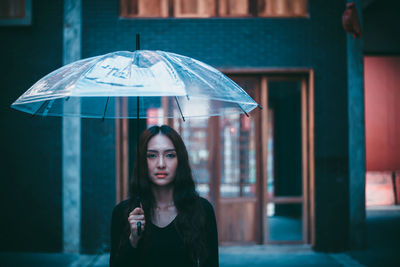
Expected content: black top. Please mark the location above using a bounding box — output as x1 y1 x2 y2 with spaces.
109 197 219 267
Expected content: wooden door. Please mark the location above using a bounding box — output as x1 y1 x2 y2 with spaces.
217 77 261 244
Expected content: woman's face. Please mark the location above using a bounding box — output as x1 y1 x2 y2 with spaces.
146 134 178 187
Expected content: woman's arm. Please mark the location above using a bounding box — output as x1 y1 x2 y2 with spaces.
110 201 140 267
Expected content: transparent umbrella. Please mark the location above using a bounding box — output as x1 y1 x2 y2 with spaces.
11 45 262 236
11 50 261 120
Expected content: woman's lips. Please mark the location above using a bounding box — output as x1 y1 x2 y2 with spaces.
155 172 167 179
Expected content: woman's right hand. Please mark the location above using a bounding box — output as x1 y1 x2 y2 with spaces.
128 207 146 248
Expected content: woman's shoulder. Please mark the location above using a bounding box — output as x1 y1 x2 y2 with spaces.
199 197 215 214
116 198 131 208
112 199 131 215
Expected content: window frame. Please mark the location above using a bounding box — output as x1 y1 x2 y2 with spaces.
0 0 32 26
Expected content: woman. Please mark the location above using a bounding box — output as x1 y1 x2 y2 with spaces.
110 125 219 267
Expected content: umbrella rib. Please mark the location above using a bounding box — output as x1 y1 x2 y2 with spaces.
71 53 114 92
44 55 105 97
165 54 215 89
42 100 55 116
32 100 50 117
102 97 110 121
237 103 249 117
175 97 185 122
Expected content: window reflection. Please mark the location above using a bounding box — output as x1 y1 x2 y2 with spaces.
175 118 210 197
220 111 256 198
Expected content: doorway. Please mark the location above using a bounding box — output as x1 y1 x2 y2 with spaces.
262 76 312 244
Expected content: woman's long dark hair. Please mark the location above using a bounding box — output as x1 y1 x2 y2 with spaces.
124 125 207 264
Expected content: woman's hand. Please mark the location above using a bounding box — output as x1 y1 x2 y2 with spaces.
128 207 146 248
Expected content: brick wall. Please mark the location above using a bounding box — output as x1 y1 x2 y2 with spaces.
0 0 63 252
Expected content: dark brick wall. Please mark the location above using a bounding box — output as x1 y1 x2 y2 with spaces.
81 118 116 254
0 0 63 252
82 0 349 252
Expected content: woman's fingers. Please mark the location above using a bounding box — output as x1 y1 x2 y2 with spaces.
129 207 144 216
127 206 146 247
128 209 146 234
128 214 145 220
128 218 146 226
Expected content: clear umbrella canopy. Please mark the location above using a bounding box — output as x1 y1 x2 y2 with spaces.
11 50 260 119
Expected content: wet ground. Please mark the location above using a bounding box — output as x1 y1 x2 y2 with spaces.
1 206 399 267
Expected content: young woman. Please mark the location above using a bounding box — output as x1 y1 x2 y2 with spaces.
110 125 219 267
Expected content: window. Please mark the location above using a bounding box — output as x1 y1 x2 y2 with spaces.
258 0 308 17
174 118 211 198
218 0 250 17
120 0 169 18
0 0 32 26
219 112 256 197
174 0 216 18
120 0 308 18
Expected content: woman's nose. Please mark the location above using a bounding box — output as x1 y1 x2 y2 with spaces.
157 156 166 168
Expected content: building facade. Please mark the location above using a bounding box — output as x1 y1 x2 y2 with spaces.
2 0 397 255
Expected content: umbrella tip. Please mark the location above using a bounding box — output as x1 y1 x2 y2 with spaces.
258 104 263 110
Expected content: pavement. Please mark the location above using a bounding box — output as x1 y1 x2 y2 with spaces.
1 206 399 267
346 206 400 267
0 246 357 267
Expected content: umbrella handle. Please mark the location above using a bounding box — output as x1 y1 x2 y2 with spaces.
135 33 141 237
137 221 142 236
135 197 142 236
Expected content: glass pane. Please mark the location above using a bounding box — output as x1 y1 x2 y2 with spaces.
268 203 302 241
179 0 197 14
174 0 215 18
258 0 308 17
138 0 168 17
268 80 302 197
220 113 256 197
218 0 250 17
174 118 210 198
0 0 25 19
120 0 168 18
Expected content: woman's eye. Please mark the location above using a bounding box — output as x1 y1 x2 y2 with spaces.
147 153 157 158
166 153 176 158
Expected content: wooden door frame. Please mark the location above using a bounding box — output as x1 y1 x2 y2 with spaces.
116 98 129 203
220 68 315 246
